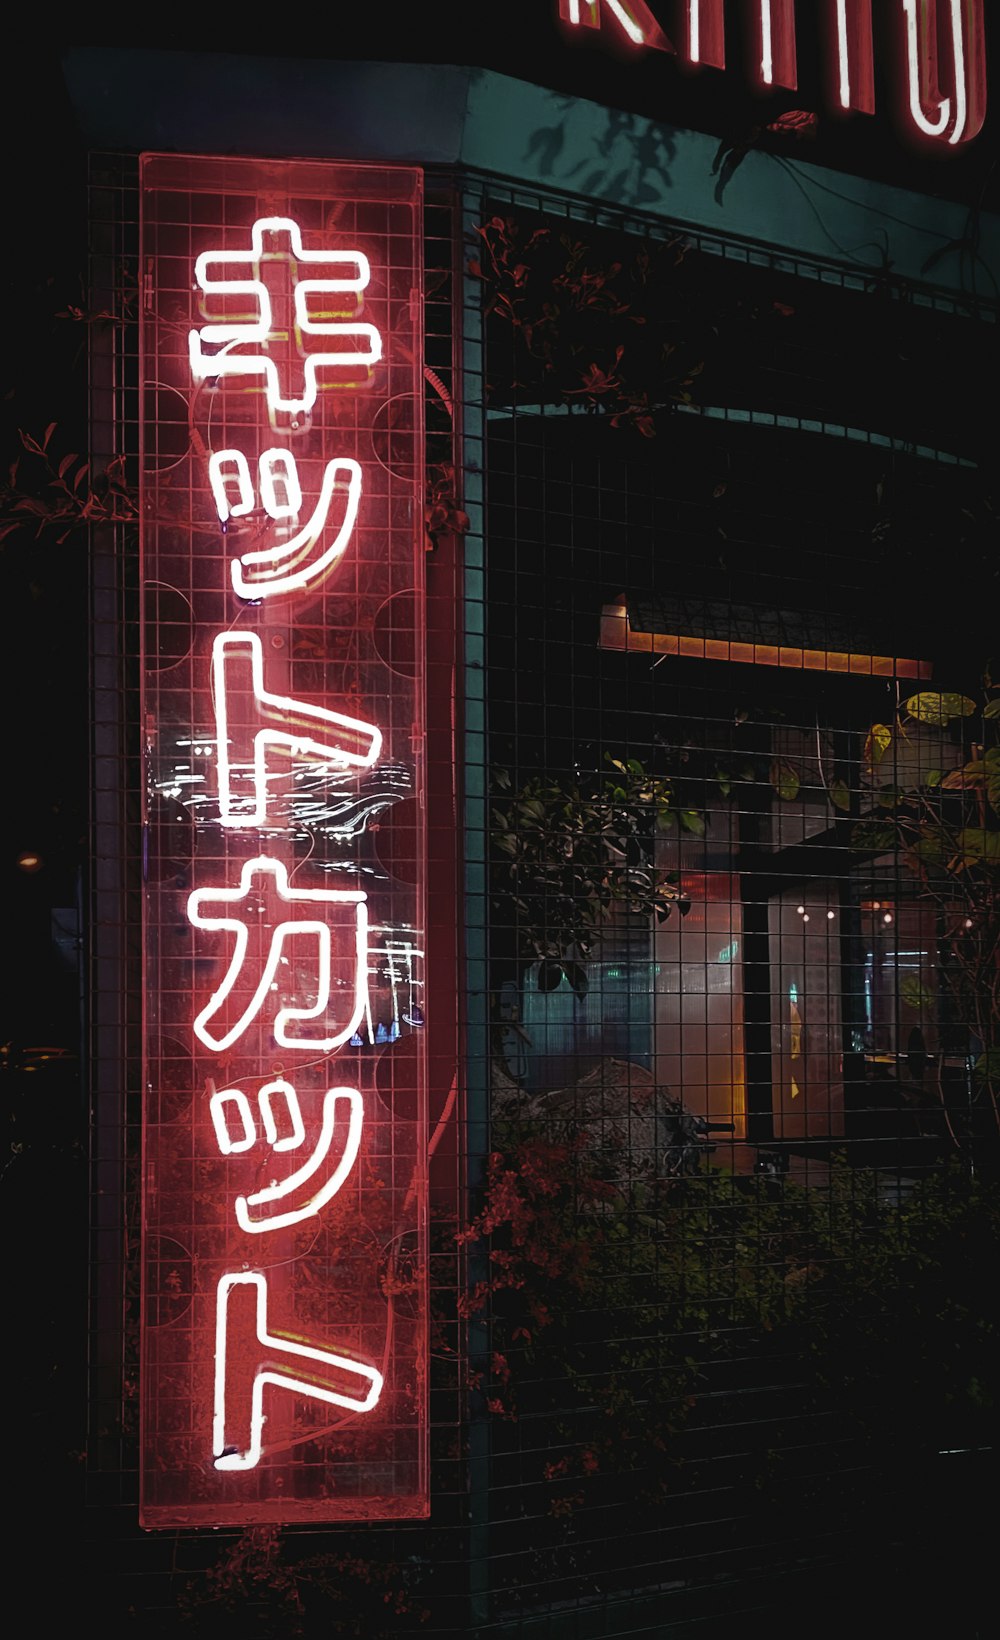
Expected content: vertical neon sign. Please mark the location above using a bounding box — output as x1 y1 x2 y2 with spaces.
139 155 427 1525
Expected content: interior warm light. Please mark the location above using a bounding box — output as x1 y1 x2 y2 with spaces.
16 852 42 872
598 603 933 680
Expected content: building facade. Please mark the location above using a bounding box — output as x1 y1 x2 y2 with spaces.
33 7 1000 1631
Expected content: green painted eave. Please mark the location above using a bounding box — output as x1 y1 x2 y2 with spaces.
63 49 998 302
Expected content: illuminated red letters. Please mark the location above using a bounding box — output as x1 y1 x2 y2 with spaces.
557 0 670 51
559 0 988 146
900 0 986 145
140 156 427 1526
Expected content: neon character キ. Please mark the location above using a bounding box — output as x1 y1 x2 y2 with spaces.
188 217 382 416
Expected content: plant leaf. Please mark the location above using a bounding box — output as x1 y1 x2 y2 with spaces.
864 724 892 767
904 692 977 726
769 760 800 802
899 975 935 1011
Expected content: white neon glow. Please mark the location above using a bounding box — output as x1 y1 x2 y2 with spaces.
187 855 369 1053
836 0 853 109
561 0 667 49
903 0 968 144
236 1086 364 1233
213 631 381 827
258 1078 307 1152
230 457 363 599
213 1272 382 1471
210 1087 256 1154
209 450 255 522
189 217 382 415
605 0 644 44
760 0 774 83
689 0 699 61
257 449 302 520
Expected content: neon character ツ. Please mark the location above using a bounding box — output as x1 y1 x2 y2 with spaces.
187 856 370 1053
212 632 381 826
209 1080 365 1233
214 1273 383 1472
189 217 383 416
209 449 364 600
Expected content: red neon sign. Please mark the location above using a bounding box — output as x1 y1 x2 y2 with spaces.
140 155 428 1525
558 0 987 147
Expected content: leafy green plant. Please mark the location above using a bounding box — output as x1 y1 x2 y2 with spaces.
848 682 1000 1142
490 755 691 989
460 1113 1000 1546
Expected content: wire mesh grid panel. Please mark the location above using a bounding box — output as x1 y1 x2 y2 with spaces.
138 153 430 1526
88 153 144 1510
466 175 1000 1630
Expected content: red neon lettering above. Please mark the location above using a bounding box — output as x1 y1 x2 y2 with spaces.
686 1 725 72
753 0 797 92
831 0 875 116
557 0 988 145
557 0 670 52
901 0 986 146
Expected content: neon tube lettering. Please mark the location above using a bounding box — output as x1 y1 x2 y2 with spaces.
754 0 797 90
208 450 255 521
212 632 381 827
686 1 725 70
557 0 670 51
258 1077 307 1152
213 1272 382 1471
189 217 383 415
901 0 986 146
210 1086 257 1154
230 457 363 600
258 449 302 520
831 0 874 115
187 855 369 1053
235 1086 364 1234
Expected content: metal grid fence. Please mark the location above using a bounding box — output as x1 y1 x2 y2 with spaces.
81 155 1000 1634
